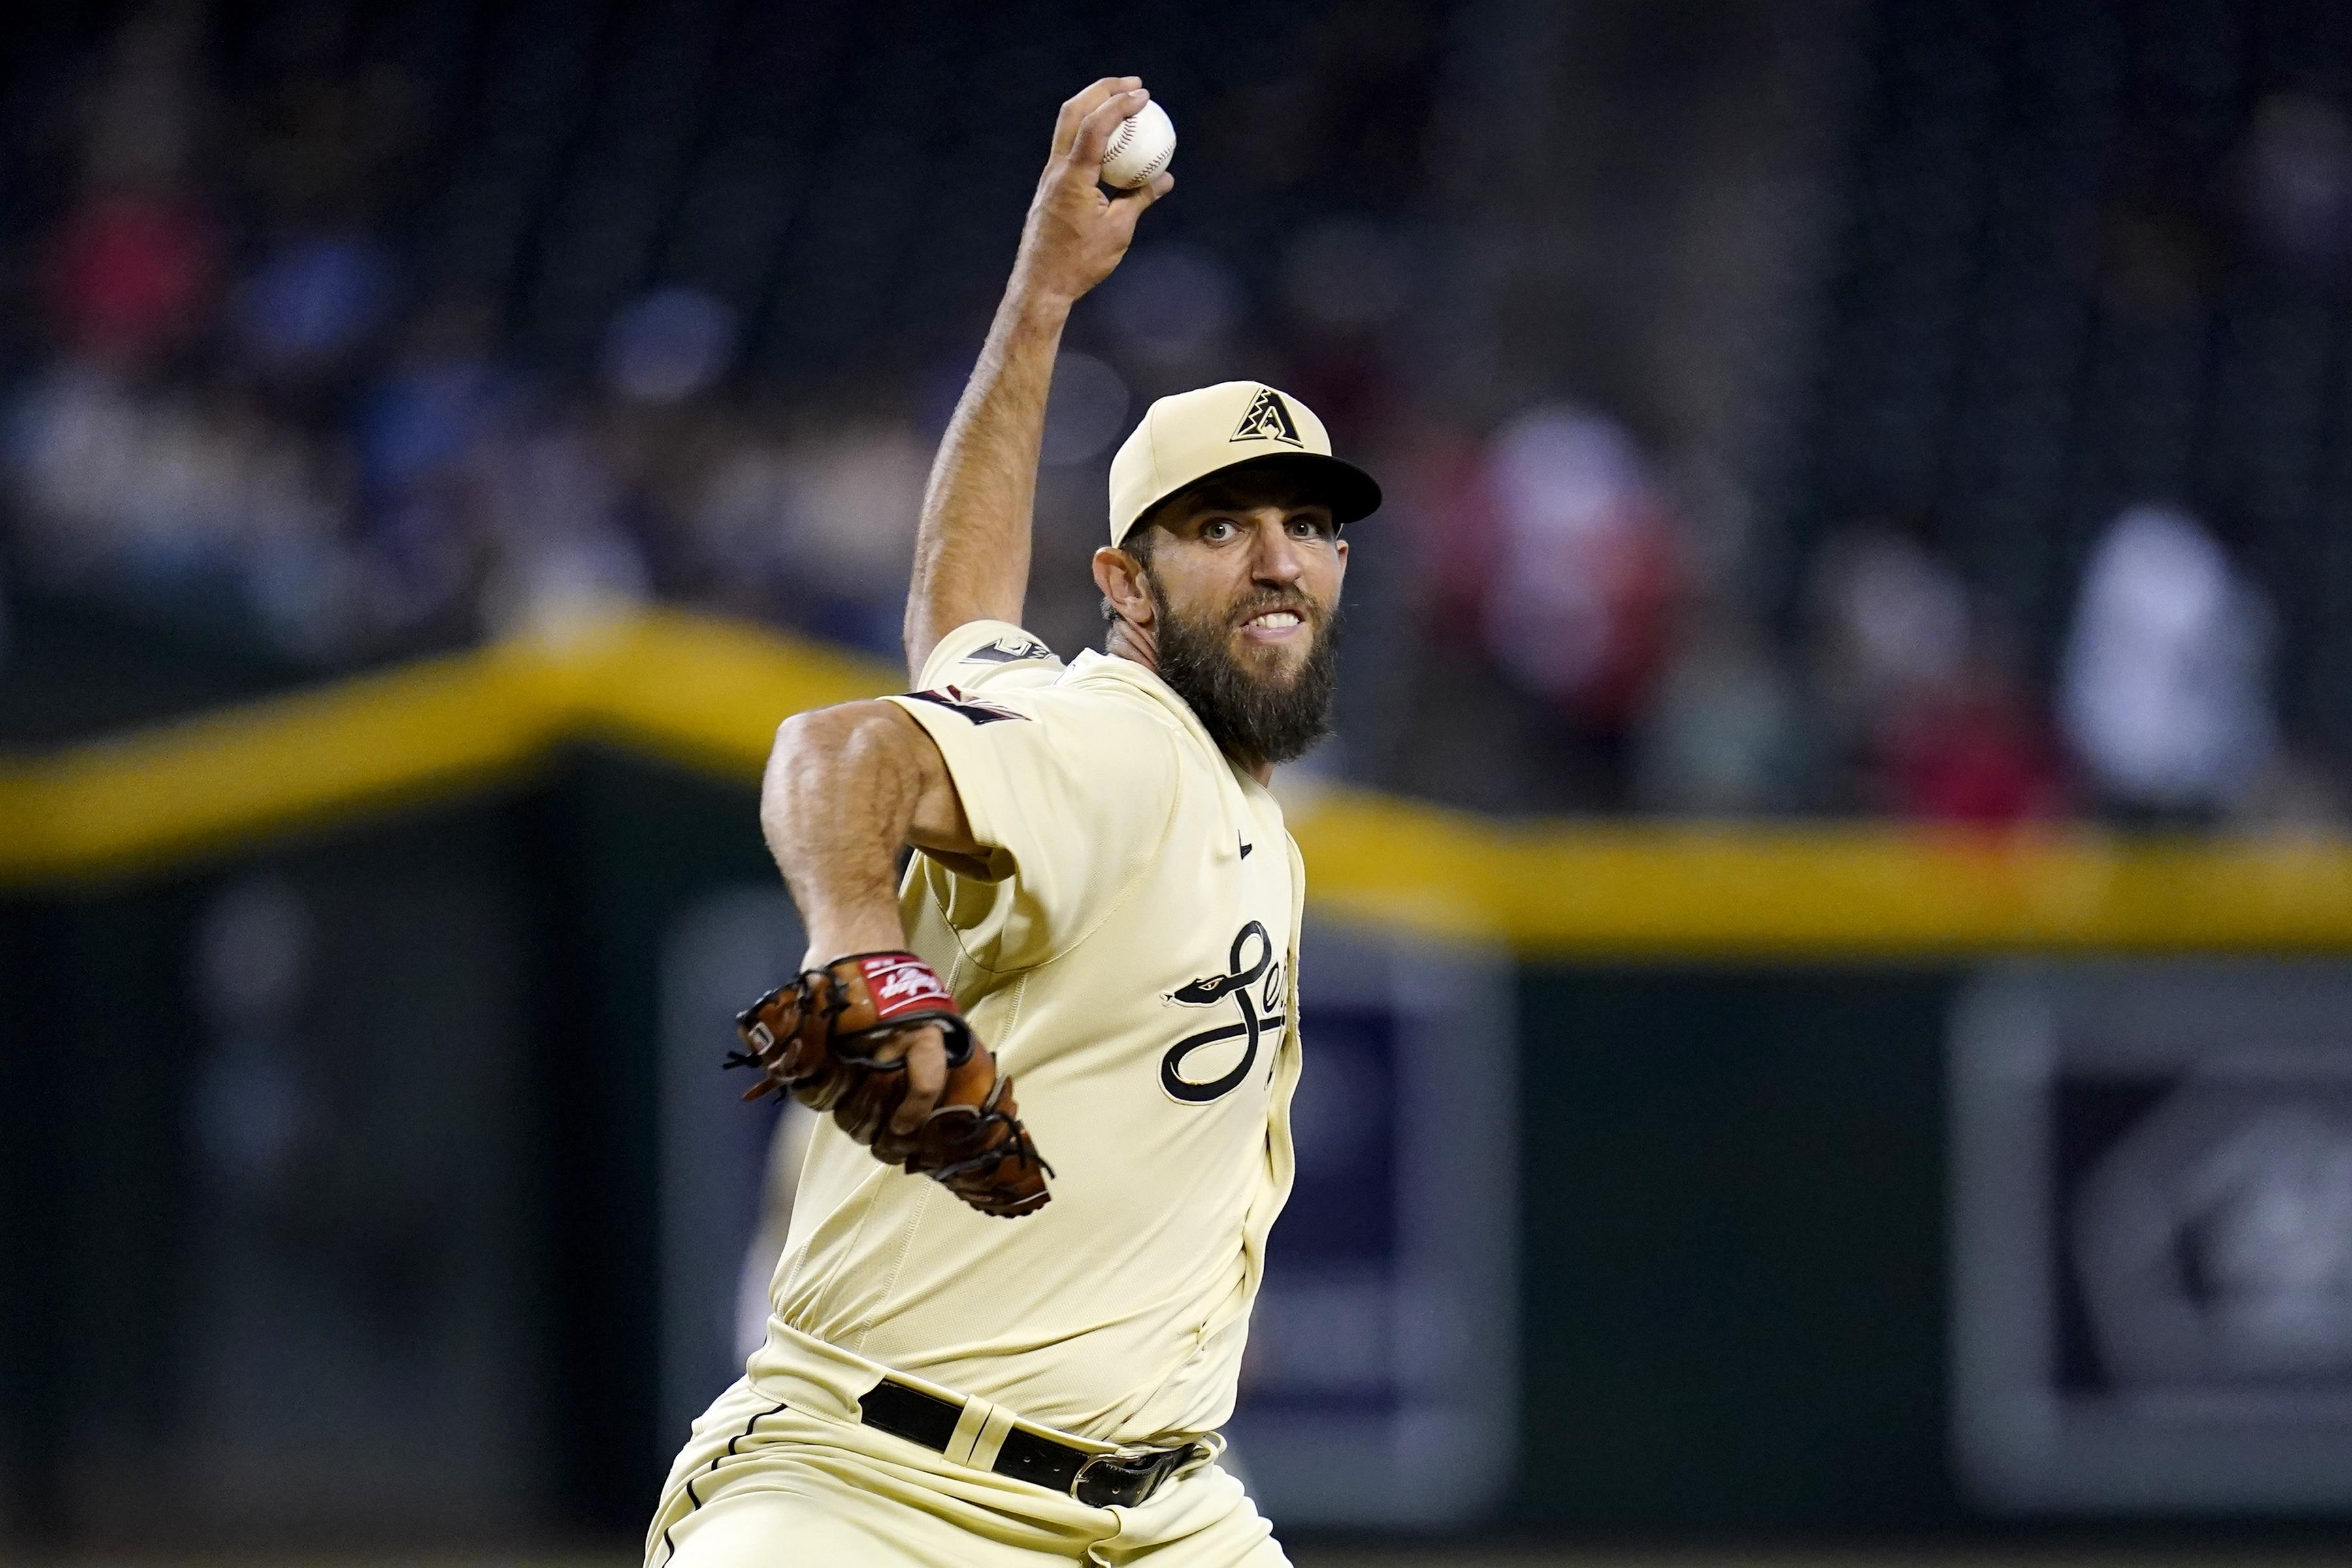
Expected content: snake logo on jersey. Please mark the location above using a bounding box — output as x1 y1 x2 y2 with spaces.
1159 920 1287 1105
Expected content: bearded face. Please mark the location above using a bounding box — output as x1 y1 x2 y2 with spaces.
1139 563 1343 771
1096 470 1352 772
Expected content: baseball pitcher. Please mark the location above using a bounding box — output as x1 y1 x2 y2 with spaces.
647 78 1378 1566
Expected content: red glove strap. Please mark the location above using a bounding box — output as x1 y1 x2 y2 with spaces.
848 951 958 1024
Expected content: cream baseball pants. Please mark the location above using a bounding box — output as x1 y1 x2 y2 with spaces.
646 1333 1286 1567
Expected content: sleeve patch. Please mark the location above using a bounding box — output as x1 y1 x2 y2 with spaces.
902 687 1028 725
960 634 1054 665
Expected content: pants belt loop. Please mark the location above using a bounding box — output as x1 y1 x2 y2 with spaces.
966 1403 1020 1472
943 1397 993 1466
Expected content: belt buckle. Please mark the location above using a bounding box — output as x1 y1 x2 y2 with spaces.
1069 1448 1128 1503
1070 1447 1154 1506
1070 1442 1195 1508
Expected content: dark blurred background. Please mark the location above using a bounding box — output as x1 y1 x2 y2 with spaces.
8 0 2352 1562
15 0 2352 827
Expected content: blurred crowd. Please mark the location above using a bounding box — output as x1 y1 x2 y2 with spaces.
1 5 2340 828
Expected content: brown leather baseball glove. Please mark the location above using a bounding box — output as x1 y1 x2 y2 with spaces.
729 951 1051 1218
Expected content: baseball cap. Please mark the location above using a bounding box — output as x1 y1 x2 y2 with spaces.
1107 381 1381 547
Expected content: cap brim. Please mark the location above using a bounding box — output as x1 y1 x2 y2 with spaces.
1119 451 1382 543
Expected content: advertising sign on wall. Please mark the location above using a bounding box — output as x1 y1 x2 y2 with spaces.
1952 962 2352 1511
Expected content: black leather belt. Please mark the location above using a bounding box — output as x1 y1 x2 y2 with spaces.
858 1377 1200 1509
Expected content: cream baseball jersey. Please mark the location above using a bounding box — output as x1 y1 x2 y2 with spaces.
749 617 1305 1447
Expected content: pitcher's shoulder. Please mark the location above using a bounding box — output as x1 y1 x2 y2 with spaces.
919 620 1064 692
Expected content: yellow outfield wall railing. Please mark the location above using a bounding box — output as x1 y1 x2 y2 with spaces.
7 606 2352 957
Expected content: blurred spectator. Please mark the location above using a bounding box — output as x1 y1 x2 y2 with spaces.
349 297 506 641
474 408 647 644
602 287 739 408
1479 404 1680 733
359 299 505 495
2058 504 2279 822
8 366 353 659
1807 523 1970 750
1633 610 1815 815
1878 635 2064 825
774 413 928 655
597 288 745 598
45 188 218 372
9 363 147 583
204 390 363 660
1801 523 2074 824
46 2 219 371
231 228 395 387
1401 421 1498 640
680 408 800 622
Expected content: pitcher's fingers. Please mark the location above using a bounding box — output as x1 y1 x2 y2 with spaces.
1051 77 1141 156
889 1028 949 1136
1121 169 1175 208
1105 171 1174 239
1070 86 1150 170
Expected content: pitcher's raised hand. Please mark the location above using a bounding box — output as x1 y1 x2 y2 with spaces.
1011 78 1176 310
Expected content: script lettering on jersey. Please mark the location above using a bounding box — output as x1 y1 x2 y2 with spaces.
901 686 1026 725
1160 921 1287 1105
857 955 954 1021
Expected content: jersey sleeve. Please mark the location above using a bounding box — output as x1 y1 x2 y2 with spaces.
881 643 1178 971
913 618 1066 695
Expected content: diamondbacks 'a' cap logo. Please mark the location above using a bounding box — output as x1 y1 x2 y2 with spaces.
1232 387 1303 447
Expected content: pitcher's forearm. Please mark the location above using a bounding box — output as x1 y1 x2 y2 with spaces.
763 708 921 959
903 78 1169 678
904 287 1071 678
760 704 980 962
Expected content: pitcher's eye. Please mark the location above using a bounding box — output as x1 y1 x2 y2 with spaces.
1200 517 1237 542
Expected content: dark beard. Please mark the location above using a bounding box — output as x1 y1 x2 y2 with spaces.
1151 589 1341 770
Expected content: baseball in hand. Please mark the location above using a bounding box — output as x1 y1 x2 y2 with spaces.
1100 99 1176 189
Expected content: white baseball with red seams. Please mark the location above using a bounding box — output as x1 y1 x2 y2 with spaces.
1099 99 1175 189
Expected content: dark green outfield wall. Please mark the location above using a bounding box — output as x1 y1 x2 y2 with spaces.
1511 967 1960 1527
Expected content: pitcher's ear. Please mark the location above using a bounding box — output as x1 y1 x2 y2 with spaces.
1092 546 1156 629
